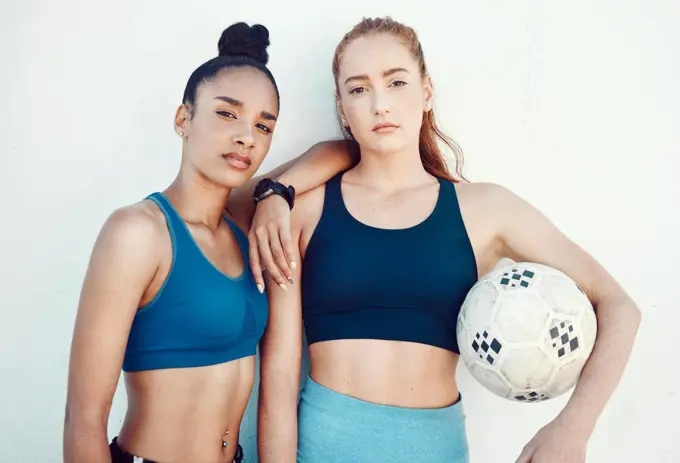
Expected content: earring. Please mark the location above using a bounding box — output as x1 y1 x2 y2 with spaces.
178 131 184 137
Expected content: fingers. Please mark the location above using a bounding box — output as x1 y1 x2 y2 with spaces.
278 222 296 271
247 196 296 293
248 232 265 294
255 225 289 291
268 222 294 284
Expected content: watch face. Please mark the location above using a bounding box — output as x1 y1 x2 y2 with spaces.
253 179 294 208
255 179 273 197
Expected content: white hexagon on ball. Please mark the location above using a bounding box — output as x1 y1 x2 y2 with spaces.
457 260 597 403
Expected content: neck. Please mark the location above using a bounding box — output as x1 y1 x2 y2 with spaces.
353 142 432 191
164 164 231 230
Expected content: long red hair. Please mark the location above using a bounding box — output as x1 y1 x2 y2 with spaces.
332 17 466 182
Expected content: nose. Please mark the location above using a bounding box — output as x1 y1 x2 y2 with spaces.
232 124 255 151
372 87 391 116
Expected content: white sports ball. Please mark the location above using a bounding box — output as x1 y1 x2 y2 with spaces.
456 260 597 402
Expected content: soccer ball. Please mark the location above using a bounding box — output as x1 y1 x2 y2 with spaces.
456 260 597 403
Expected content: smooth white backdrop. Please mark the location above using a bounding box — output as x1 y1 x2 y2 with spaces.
1 0 678 461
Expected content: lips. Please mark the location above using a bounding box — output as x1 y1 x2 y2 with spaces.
223 152 251 169
372 122 399 132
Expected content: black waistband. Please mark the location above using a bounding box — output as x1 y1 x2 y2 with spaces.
109 437 244 463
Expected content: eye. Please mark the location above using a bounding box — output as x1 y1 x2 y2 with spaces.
217 110 236 119
256 123 273 134
390 80 407 87
349 86 367 95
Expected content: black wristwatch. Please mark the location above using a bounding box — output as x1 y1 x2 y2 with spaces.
253 178 296 210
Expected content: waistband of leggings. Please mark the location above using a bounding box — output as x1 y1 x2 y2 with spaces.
300 375 465 420
109 436 244 463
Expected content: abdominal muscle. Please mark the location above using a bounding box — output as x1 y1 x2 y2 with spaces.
308 339 460 409
116 356 254 463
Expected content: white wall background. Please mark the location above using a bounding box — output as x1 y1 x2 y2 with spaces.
1 0 678 461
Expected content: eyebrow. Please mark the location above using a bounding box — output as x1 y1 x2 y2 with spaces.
214 95 277 121
344 67 410 85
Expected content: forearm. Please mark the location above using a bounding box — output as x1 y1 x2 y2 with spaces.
274 139 353 192
257 368 300 463
228 140 353 224
556 292 641 439
63 421 112 463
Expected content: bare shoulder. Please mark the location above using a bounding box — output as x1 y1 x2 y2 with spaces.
459 179 583 269
100 200 165 244
454 180 533 222
454 180 515 204
76 199 166 321
88 199 168 271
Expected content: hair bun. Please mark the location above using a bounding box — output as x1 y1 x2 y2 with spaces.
217 22 270 65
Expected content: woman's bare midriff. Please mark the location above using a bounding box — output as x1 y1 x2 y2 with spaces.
116 356 255 463
308 339 460 409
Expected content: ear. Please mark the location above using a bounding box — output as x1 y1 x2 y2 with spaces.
336 97 349 127
423 75 434 112
174 104 190 138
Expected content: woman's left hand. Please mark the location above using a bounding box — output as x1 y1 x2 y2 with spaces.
248 194 295 293
515 419 588 463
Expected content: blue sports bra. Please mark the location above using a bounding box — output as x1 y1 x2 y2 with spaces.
122 192 268 372
301 172 478 354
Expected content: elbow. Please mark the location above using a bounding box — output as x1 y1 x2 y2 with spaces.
63 401 107 439
313 139 344 150
598 288 642 335
628 301 642 332
621 299 642 353
618 289 642 330
313 139 356 162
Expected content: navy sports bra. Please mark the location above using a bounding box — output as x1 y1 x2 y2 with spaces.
122 192 268 372
301 172 478 354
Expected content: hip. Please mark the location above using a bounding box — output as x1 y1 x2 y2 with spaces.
297 375 470 463
110 436 244 463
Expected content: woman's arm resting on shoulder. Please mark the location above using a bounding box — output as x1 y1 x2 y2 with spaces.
228 139 353 225
490 185 641 463
228 139 354 292
257 235 304 463
63 208 160 463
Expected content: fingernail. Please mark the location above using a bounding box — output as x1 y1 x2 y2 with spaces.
287 276 295 284
257 284 264 294
279 283 288 291
290 261 297 270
